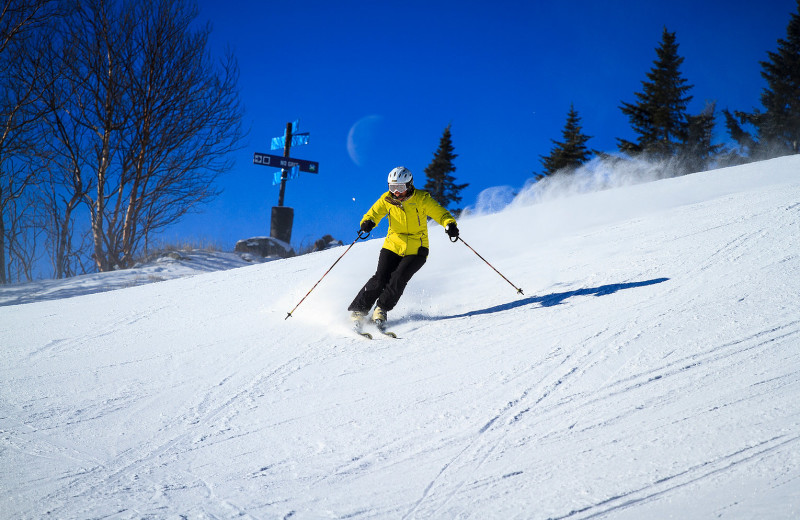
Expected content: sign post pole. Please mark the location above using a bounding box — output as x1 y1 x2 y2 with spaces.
252 120 319 246
277 122 292 207
273 122 293 243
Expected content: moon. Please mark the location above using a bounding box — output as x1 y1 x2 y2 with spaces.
347 115 384 167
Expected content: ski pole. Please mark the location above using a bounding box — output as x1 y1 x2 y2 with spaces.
285 230 370 320
453 235 524 295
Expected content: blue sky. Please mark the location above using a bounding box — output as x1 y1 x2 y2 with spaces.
171 0 797 252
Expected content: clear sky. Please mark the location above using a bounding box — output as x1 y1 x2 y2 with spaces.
170 0 797 252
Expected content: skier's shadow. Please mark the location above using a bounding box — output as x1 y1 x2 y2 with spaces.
410 277 670 322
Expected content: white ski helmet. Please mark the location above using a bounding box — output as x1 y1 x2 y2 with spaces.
387 166 413 185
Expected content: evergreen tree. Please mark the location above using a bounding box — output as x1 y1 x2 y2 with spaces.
423 124 468 210
539 104 593 176
618 28 693 159
682 102 723 173
724 1 800 158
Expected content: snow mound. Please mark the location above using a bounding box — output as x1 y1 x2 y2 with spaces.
0 249 270 307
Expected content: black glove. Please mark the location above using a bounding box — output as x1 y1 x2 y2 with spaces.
360 220 375 233
446 223 459 239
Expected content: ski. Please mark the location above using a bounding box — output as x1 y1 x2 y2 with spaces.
351 313 398 339
352 315 373 339
373 320 398 339
353 322 373 339
353 328 396 339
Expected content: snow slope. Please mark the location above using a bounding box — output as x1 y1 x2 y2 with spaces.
2 156 799 519
0 250 269 308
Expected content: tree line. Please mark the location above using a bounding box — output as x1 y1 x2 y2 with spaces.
0 0 244 283
3 1 798 283
423 3 799 215
537 4 800 178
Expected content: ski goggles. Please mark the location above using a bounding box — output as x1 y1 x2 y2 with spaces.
389 182 408 194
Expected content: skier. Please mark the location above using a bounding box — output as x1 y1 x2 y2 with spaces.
348 166 459 331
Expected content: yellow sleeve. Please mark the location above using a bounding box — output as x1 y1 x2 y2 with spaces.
422 192 456 228
362 193 390 226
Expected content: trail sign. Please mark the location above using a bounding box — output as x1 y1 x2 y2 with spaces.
253 152 319 174
257 120 318 211
271 133 310 150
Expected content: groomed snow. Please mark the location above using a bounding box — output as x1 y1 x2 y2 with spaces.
2 156 799 519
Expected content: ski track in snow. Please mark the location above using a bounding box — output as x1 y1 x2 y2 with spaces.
2 156 800 519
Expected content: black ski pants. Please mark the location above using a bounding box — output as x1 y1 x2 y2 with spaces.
348 247 428 313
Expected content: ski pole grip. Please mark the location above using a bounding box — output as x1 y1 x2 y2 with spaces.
358 230 371 240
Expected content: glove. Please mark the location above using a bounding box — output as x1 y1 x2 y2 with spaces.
445 223 459 239
360 220 375 233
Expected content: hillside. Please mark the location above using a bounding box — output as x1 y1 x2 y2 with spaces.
2 156 799 519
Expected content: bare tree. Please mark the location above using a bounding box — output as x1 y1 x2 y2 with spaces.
37 158 93 278
42 0 135 273
36 7 99 278
5 0 243 278
0 0 61 283
114 0 243 268
0 0 58 53
1 172 35 281
44 0 244 273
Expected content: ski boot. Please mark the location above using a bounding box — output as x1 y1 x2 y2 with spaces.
372 307 397 338
372 306 387 327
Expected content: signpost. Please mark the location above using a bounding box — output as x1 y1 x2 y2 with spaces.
252 121 319 244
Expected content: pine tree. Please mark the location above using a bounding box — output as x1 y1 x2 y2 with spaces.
423 124 468 210
724 1 800 158
539 104 593 176
682 102 723 173
618 28 693 159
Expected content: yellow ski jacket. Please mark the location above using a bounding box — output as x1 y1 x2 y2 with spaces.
362 189 456 256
